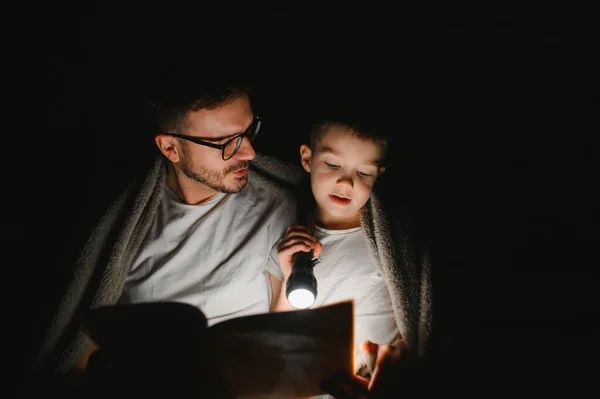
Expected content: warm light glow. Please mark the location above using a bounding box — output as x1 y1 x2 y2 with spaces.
287 288 315 309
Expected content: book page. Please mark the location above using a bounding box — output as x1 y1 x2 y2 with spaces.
208 300 354 399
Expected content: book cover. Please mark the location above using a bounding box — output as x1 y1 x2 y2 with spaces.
85 300 354 398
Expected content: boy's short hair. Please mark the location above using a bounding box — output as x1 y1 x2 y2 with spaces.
309 111 390 166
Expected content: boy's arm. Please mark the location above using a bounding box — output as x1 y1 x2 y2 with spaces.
390 331 403 345
268 273 283 311
71 341 100 372
270 272 297 312
269 225 322 312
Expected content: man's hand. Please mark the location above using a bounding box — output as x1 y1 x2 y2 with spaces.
277 225 322 278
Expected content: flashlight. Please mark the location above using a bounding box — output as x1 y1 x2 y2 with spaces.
285 250 321 309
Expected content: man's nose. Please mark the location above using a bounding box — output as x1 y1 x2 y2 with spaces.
234 137 256 161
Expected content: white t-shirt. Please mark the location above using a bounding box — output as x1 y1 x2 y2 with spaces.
310 225 398 360
119 174 294 326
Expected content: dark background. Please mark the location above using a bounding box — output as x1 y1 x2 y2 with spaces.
3 0 598 396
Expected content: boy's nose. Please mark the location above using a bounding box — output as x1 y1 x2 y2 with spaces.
336 175 353 188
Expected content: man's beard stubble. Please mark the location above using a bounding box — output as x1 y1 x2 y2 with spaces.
180 148 249 194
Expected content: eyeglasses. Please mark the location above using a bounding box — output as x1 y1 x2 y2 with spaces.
162 116 261 160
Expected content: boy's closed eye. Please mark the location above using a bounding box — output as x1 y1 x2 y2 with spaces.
325 162 374 177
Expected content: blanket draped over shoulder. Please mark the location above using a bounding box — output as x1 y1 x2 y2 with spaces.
31 153 432 375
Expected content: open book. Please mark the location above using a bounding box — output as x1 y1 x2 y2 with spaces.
84 300 354 398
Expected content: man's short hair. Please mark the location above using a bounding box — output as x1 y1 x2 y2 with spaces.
146 72 250 134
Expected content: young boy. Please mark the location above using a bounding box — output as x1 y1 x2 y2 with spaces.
271 117 400 376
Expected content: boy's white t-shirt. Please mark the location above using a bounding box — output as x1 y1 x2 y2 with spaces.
310 225 399 360
119 175 293 326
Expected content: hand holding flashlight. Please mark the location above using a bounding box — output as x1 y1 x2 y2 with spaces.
276 225 323 308
276 225 323 279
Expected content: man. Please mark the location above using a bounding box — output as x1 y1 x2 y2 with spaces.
119 84 295 322
29 78 302 378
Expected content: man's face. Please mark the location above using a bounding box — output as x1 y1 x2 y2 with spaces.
177 94 256 194
302 128 384 226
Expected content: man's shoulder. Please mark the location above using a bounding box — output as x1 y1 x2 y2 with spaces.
247 153 304 202
233 176 296 227
249 153 305 188
245 172 296 205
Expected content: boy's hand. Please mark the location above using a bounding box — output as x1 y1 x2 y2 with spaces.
277 225 322 278
359 339 408 393
322 339 414 398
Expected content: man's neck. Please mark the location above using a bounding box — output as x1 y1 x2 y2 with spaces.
166 163 219 205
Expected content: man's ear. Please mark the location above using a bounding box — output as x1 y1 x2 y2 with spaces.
155 134 181 163
378 166 386 176
300 144 312 173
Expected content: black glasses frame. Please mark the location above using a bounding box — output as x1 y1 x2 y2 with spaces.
161 116 261 160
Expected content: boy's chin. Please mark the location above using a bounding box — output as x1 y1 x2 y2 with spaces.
321 204 359 219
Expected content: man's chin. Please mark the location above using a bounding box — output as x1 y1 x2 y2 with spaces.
225 175 249 193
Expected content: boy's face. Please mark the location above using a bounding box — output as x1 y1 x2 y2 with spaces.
301 128 385 227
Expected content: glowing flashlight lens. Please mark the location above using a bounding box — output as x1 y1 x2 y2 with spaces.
287 288 315 309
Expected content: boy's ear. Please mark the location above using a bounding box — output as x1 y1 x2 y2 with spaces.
300 144 312 173
378 166 386 176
